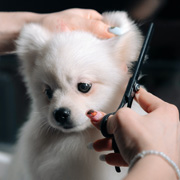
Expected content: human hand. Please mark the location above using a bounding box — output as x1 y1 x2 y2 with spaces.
0 9 114 54
37 8 114 39
86 88 180 167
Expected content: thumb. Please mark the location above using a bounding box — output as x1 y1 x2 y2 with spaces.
135 88 165 113
107 107 140 135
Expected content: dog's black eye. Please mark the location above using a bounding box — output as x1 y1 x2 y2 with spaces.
44 86 53 99
77 83 92 93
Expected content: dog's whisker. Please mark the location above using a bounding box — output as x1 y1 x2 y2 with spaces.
40 105 49 110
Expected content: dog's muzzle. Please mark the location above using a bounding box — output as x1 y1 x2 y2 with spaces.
53 107 74 129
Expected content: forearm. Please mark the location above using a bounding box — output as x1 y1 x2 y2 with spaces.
124 155 177 180
0 12 42 54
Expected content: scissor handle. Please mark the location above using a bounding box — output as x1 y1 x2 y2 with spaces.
101 113 114 138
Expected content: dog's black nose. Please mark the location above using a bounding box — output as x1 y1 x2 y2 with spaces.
53 107 72 128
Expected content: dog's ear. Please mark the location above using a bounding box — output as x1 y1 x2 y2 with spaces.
16 23 51 71
103 11 143 72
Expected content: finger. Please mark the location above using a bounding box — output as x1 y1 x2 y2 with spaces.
135 88 166 113
93 138 113 152
100 153 128 166
86 110 106 130
88 20 115 39
107 107 140 135
70 8 102 20
79 9 103 20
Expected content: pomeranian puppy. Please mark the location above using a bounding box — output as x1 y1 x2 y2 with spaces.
4 11 144 180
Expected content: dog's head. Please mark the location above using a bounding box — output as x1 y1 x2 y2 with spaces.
16 11 143 133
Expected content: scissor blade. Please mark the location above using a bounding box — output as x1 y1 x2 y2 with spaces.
117 23 154 111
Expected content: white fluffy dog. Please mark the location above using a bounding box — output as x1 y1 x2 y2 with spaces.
4 11 144 180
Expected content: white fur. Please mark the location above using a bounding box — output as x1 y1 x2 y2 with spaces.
4 11 144 180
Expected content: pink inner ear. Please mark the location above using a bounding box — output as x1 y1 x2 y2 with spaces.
121 62 128 73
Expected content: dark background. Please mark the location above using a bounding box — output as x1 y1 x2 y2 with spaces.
0 0 179 144
0 0 178 18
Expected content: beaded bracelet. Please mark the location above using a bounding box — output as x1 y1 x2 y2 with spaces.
128 150 180 180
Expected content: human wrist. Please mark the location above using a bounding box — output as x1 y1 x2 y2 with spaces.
125 152 178 180
24 12 47 24
0 12 44 54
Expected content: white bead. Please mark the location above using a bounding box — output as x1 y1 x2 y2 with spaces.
129 150 180 180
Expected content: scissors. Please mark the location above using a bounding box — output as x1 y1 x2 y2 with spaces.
100 23 154 173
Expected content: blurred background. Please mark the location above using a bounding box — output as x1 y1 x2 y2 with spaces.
0 0 179 147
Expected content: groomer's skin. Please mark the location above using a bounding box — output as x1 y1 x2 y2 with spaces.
0 8 114 54
87 88 180 180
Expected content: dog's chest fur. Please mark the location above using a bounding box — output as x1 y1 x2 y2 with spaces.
10 115 127 180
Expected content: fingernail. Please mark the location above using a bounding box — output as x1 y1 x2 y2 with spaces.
87 142 94 150
108 26 129 36
86 109 103 122
99 154 106 162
